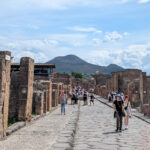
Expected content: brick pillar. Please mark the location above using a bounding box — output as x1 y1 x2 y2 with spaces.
41 81 52 112
18 57 34 122
0 51 11 138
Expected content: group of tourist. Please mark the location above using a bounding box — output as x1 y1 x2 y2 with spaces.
111 92 132 132
60 87 132 133
69 87 95 106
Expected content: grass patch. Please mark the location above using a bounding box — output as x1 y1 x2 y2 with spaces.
8 118 17 127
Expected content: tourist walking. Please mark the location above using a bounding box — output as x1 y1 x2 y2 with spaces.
60 91 67 115
124 95 132 129
75 91 79 104
108 92 112 102
71 91 76 105
83 91 88 105
90 93 95 106
113 94 124 132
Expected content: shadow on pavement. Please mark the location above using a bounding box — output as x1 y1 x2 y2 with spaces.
103 130 125 135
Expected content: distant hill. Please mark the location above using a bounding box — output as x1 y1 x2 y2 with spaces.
46 55 124 74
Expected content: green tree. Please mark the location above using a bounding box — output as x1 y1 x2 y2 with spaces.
73 72 83 79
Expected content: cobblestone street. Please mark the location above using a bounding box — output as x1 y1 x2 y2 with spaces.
0 104 78 150
73 98 150 150
0 98 150 150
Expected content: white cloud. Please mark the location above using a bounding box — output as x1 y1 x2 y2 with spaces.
92 38 102 46
0 0 148 16
68 26 102 34
85 42 150 74
104 31 123 42
0 34 88 62
138 0 150 3
123 32 130 36
46 33 88 47
0 0 129 14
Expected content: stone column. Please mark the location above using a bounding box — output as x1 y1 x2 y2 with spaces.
52 83 59 107
18 57 34 122
140 72 144 112
112 72 119 92
41 81 52 112
0 51 11 138
34 92 44 115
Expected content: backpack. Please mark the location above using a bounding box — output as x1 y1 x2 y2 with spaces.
72 94 76 100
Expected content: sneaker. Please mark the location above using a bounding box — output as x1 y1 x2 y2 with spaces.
115 129 119 132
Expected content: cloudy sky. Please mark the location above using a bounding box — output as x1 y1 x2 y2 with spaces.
0 0 150 74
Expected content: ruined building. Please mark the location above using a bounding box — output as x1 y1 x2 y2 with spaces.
0 51 72 139
95 69 150 116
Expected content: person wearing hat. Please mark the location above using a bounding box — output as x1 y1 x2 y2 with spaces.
113 94 124 132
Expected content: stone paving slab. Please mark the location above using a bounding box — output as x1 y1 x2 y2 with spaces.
73 98 150 150
0 103 78 150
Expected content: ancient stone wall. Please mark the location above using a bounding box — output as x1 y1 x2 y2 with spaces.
94 74 111 86
9 57 34 122
52 83 59 107
72 78 96 90
41 81 52 112
0 51 11 138
18 57 34 122
58 83 64 104
32 81 48 115
52 73 72 86
33 91 44 115
9 71 19 120
111 72 119 92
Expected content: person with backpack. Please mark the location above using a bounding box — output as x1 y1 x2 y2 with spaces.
71 91 76 105
124 95 132 129
74 91 79 104
113 94 124 132
60 91 67 115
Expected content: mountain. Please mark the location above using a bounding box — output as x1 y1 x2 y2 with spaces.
46 55 124 74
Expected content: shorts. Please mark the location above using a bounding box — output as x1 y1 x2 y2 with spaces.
90 100 94 102
125 109 130 115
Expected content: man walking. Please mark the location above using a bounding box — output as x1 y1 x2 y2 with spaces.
113 94 124 132
60 91 67 115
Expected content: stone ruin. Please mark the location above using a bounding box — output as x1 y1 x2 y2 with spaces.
72 78 96 90
0 51 11 138
0 51 72 139
95 69 150 116
9 57 34 122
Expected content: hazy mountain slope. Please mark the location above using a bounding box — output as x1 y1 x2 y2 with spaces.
47 55 124 74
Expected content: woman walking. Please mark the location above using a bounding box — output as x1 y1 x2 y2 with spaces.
124 95 132 129
113 94 124 132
